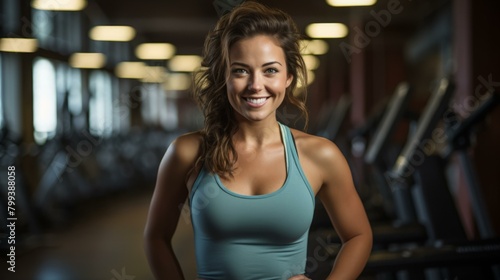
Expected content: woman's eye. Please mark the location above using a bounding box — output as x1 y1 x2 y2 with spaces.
265 68 278 74
232 68 247 74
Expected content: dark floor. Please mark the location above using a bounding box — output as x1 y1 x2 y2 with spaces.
0 189 197 280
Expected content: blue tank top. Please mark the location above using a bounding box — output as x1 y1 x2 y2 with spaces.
189 123 315 280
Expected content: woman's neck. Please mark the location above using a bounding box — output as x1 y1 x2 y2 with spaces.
232 119 281 148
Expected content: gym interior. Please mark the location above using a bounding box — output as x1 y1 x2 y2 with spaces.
1 0 499 279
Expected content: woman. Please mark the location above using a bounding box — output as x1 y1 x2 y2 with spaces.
144 1 372 279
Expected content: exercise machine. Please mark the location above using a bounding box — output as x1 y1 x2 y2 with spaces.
365 80 500 279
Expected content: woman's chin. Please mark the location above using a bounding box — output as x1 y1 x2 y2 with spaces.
239 112 275 123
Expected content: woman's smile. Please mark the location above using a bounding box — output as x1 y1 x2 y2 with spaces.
243 96 271 107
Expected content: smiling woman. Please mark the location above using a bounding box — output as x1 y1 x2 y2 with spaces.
143 2 372 280
226 35 292 124
192 1 308 178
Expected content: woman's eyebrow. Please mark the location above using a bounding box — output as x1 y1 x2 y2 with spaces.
230 61 283 67
262 61 283 67
230 62 249 67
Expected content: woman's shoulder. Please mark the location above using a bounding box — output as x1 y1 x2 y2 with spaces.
289 128 345 165
165 131 203 165
172 130 203 147
289 128 336 150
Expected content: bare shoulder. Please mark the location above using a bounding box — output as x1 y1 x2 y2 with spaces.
160 131 203 169
170 131 203 160
289 128 345 165
288 128 351 192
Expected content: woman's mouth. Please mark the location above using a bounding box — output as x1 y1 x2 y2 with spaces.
243 97 270 107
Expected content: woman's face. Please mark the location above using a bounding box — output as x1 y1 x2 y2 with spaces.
226 35 293 124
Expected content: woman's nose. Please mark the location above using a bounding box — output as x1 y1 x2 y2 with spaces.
247 74 263 92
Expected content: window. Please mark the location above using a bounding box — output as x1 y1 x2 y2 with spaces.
89 70 113 137
67 67 83 117
111 76 121 133
141 84 159 126
160 94 178 130
33 57 57 144
32 9 54 50
140 83 179 130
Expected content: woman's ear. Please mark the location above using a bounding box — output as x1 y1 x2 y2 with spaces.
286 73 293 88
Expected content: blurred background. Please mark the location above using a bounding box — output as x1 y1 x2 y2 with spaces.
0 0 499 279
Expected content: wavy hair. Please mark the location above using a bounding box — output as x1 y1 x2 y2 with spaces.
193 1 308 177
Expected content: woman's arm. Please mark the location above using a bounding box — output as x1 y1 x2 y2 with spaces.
315 140 373 279
144 134 200 280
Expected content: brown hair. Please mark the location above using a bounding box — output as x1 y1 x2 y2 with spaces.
193 1 308 177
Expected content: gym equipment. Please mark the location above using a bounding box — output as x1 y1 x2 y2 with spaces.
308 82 429 279
442 90 500 239
365 80 500 279
363 82 414 222
315 94 352 142
310 82 428 244
388 79 456 225
309 78 500 279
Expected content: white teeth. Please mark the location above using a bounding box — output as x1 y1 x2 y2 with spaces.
247 97 267 105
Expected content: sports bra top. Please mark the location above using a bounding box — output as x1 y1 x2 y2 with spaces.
189 123 315 280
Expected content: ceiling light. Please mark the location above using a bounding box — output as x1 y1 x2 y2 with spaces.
115 62 146 79
31 0 87 11
326 0 377 7
302 55 320 70
308 71 316 85
300 40 329 55
163 73 192 91
69 53 106 69
135 43 176 60
89 26 136 42
142 66 167 83
306 23 348 38
297 71 316 88
168 55 202 72
0 38 38 53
